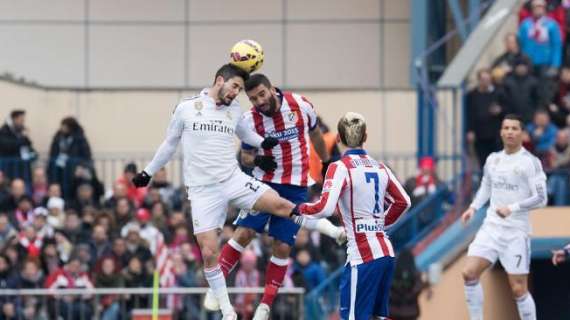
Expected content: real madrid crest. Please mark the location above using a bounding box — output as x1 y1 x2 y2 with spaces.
226 110 233 120
194 101 204 116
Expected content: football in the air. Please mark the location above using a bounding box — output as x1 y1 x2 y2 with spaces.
229 40 264 73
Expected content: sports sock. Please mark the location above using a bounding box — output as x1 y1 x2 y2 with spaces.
516 293 536 320
464 280 484 320
260 256 289 306
219 238 244 277
204 264 234 315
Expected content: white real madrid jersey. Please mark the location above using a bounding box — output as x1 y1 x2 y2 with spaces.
144 89 263 187
470 147 547 233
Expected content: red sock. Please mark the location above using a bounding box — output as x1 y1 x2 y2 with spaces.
261 256 289 306
218 239 244 277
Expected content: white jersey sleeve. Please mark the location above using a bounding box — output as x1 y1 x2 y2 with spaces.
508 156 547 212
470 154 493 210
144 104 184 176
235 111 264 148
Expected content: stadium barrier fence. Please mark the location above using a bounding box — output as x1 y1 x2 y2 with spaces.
0 287 305 320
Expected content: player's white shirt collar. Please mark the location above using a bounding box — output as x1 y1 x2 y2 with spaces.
500 146 526 157
199 88 240 109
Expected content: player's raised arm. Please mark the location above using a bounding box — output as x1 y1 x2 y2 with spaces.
296 162 347 219
383 166 411 227
132 104 184 187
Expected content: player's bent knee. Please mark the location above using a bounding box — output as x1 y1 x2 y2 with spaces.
510 281 528 298
234 227 256 245
462 268 480 283
272 240 291 258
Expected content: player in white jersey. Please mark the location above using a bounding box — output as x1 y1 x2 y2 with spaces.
205 74 344 319
131 64 298 320
461 114 547 320
295 112 411 320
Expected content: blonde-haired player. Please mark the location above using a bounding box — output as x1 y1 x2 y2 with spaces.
461 114 547 320
294 112 411 320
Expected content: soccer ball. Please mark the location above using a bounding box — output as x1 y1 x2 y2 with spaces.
229 40 264 73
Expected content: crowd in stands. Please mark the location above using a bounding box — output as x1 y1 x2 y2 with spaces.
0 108 350 319
467 0 570 206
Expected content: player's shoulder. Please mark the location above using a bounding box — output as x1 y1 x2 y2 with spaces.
283 91 314 110
519 149 543 173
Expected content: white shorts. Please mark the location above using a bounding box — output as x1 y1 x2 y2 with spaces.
467 222 531 275
187 169 270 234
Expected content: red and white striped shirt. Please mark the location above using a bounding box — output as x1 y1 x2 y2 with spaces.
298 149 411 266
242 89 317 187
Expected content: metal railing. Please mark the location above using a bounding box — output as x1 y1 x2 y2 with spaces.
0 287 305 320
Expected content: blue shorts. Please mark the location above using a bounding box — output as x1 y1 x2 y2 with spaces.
234 182 307 246
339 256 395 320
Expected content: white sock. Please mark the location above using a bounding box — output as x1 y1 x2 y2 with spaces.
464 280 484 320
204 265 233 315
300 217 340 239
516 293 536 320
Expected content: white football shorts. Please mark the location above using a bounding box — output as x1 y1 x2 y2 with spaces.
187 169 270 234
467 222 531 274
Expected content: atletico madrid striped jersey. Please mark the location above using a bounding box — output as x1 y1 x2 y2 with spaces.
298 149 411 266
242 89 318 187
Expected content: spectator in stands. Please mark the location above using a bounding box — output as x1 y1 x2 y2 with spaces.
0 214 16 247
68 182 98 213
404 156 441 206
234 250 260 319
0 179 26 215
17 224 43 259
547 129 570 205
550 66 570 127
172 252 200 319
112 197 133 234
32 207 54 239
0 254 19 320
123 225 152 264
519 0 563 75
551 242 570 265
526 109 559 161
69 163 104 205
502 57 541 123
13 196 34 229
46 197 65 230
293 248 326 291
63 210 88 244
466 69 506 167
94 256 123 320
116 163 146 207
39 239 61 276
121 208 161 254
90 224 111 260
519 0 566 41
48 117 93 198
15 259 44 319
110 238 129 270
53 231 73 264
44 256 94 320
389 249 427 320
123 256 152 310
30 166 48 206
0 110 37 180
492 33 533 75
309 116 339 185
0 172 8 209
